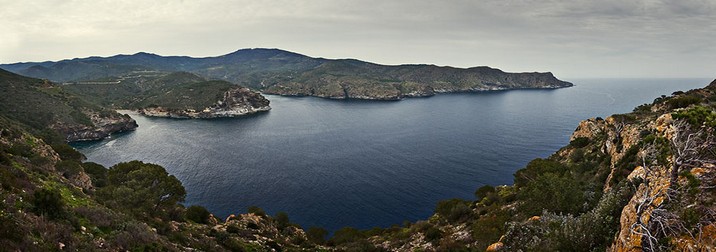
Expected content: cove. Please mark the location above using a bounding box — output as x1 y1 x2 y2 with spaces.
73 78 710 232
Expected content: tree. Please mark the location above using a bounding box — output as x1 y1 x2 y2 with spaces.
186 205 212 224
98 161 185 219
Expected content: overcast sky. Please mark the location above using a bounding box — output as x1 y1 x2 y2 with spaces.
1 0 715 78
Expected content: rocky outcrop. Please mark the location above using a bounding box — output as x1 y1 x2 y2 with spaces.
139 87 271 118
54 112 138 142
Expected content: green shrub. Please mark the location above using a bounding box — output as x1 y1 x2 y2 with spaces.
247 206 266 217
517 173 584 216
672 105 716 128
185 205 212 224
51 144 85 161
667 95 702 109
435 198 472 222
274 211 290 229
306 227 328 245
329 227 364 245
32 188 65 219
475 185 495 201
82 162 108 187
55 160 83 178
569 137 590 148
514 159 567 187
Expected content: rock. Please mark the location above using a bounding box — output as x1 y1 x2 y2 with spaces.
67 171 93 191
486 242 504 251
54 112 138 142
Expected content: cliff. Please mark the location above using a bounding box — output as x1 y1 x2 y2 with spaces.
2 48 573 101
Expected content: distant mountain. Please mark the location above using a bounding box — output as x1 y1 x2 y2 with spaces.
0 69 136 142
1 48 573 100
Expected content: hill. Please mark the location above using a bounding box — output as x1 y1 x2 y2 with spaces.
0 69 136 142
62 71 271 119
1 48 573 100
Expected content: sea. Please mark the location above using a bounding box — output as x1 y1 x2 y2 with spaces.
73 78 711 232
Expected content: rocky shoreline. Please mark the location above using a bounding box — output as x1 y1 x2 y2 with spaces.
55 112 138 142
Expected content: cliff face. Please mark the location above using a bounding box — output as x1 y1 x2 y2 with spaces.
53 112 138 142
139 87 270 118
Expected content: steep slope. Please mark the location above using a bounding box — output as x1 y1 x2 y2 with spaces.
1 48 573 100
0 69 136 142
62 71 271 119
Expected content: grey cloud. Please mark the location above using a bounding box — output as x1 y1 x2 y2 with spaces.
0 0 714 78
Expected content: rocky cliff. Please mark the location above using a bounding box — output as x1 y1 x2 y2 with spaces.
138 86 270 118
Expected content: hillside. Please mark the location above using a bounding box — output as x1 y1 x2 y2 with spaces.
0 73 714 250
62 71 271 119
0 117 324 251
1 48 573 100
0 69 136 143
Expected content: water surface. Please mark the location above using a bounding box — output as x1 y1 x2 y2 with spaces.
74 78 710 232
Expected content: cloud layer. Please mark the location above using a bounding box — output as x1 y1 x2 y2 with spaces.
1 0 714 78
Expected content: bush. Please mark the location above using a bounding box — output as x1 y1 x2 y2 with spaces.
672 105 716 128
475 185 495 201
186 205 212 224
329 227 364 245
517 173 584 216
514 159 567 187
82 162 108 187
247 206 266 217
33 188 65 219
274 211 290 229
435 199 473 222
55 160 83 178
307 227 328 245
51 144 85 161
667 95 702 109
569 137 590 148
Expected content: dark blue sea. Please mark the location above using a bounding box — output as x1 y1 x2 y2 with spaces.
73 78 711 232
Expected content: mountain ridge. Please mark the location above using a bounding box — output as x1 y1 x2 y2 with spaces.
1 48 572 100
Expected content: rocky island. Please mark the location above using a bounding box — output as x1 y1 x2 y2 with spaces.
1 48 573 101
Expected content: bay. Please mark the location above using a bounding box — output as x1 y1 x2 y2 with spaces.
73 78 711 232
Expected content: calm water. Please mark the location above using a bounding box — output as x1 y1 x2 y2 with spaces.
74 78 710 232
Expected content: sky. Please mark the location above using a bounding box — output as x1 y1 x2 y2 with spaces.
1 0 715 78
